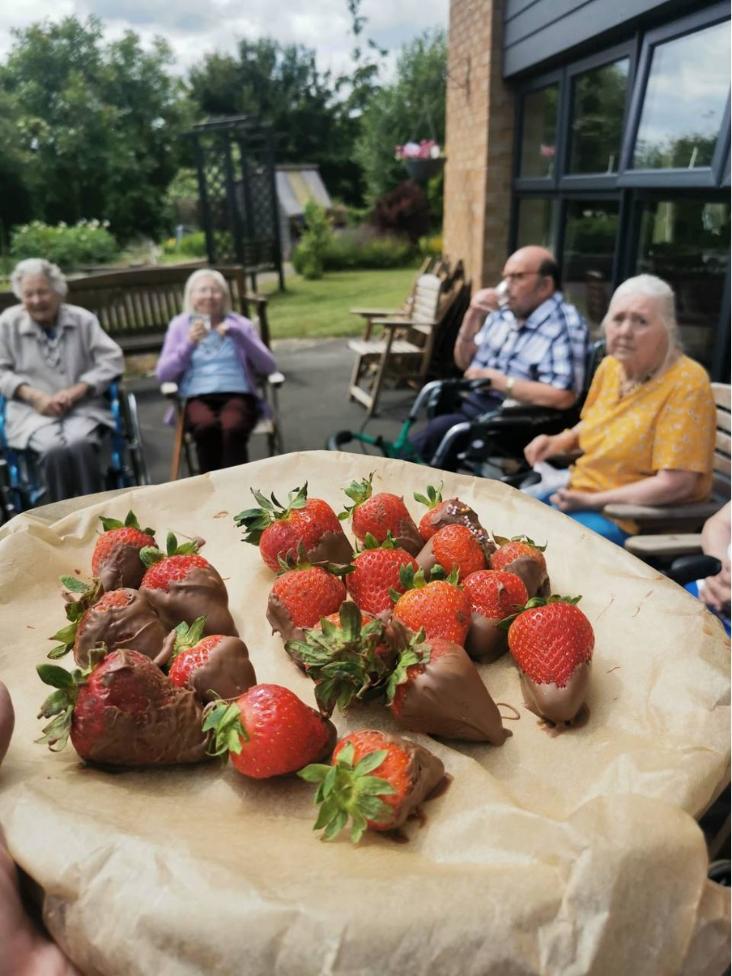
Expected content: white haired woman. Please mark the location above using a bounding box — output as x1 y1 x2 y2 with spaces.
0 258 124 503
155 268 277 471
523 274 716 544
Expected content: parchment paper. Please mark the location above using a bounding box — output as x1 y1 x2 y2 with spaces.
0 451 729 976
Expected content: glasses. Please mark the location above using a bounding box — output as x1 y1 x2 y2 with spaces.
502 271 545 283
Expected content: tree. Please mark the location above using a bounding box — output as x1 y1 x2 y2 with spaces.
188 39 363 204
354 30 447 203
0 17 190 240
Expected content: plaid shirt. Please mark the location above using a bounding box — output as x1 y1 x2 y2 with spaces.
472 292 589 394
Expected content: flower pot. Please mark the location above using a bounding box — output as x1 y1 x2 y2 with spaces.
403 156 445 182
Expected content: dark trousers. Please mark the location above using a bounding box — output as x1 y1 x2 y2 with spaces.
410 392 500 470
185 394 259 473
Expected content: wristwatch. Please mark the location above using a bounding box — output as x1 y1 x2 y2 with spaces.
505 376 516 396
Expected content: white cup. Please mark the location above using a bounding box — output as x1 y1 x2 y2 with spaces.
495 280 509 308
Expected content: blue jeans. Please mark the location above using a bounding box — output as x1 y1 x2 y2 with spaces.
538 491 630 547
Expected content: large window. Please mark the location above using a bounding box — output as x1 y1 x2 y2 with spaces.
511 4 730 379
519 85 558 178
569 59 629 175
633 21 730 171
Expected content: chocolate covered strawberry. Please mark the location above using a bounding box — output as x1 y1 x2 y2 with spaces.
346 534 418 615
285 602 393 714
50 577 169 666
416 522 487 580
92 511 156 591
203 683 336 779
414 485 494 558
386 633 509 743
167 616 256 703
462 569 528 661
392 567 471 646
140 533 238 637
341 474 422 556
36 649 209 766
266 562 347 642
235 484 352 571
491 536 549 598
507 596 594 724
299 729 445 842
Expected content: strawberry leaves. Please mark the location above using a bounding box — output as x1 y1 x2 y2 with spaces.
202 699 250 757
99 510 155 537
413 483 443 510
234 484 309 543
299 742 396 843
139 532 200 567
339 474 374 520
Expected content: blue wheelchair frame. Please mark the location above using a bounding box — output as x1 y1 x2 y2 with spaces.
0 379 149 519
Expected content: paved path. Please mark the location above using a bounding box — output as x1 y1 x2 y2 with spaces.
127 338 416 485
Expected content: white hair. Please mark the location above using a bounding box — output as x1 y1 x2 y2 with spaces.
11 258 68 299
182 268 232 315
604 274 681 349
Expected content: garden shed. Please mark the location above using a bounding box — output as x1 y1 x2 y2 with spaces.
275 164 332 258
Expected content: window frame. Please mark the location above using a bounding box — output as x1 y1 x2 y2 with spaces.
559 41 637 191
617 2 731 188
513 67 563 190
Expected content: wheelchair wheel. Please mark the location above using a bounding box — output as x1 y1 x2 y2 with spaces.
123 392 150 486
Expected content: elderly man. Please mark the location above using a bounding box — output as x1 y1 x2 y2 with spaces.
0 258 124 502
411 245 589 468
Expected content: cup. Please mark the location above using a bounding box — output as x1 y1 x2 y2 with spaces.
495 280 509 309
191 314 211 332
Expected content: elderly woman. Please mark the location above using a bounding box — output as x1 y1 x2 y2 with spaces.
0 258 124 503
156 269 277 472
524 274 716 544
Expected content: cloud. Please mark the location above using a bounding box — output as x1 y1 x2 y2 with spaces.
0 0 448 77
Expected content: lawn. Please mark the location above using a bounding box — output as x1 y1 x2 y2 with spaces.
260 267 418 340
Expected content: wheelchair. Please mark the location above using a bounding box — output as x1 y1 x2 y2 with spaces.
0 379 149 522
328 339 606 484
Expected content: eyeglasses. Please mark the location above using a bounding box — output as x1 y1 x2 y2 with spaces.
502 271 545 283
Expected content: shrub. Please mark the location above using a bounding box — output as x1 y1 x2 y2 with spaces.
10 220 118 270
322 227 415 270
292 202 332 280
370 181 431 244
418 234 443 259
162 231 207 257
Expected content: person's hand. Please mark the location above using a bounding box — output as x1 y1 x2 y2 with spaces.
469 288 500 314
187 318 209 344
524 434 555 467
215 321 229 337
47 389 75 415
550 487 601 512
31 391 64 418
700 556 731 612
464 366 496 382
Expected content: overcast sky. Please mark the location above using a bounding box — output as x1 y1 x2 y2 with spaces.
0 0 450 78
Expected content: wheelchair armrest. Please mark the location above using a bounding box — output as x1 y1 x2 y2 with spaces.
267 371 286 387
603 501 722 522
667 554 722 586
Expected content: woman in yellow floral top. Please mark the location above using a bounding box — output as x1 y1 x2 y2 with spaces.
524 274 716 544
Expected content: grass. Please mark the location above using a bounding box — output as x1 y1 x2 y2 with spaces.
260 267 419 340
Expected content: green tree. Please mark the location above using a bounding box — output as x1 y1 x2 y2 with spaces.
354 30 447 203
0 16 190 240
189 39 362 203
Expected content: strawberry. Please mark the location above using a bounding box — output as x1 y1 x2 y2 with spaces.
507 596 594 724
48 577 168 667
167 616 256 703
417 522 487 581
462 569 528 661
235 484 352 572
91 510 156 591
140 533 238 637
299 729 445 842
341 474 422 556
346 534 418 615
491 536 549 598
266 562 347 642
392 567 471 646
203 683 336 779
284 602 394 715
36 649 209 766
414 485 495 558
387 633 510 743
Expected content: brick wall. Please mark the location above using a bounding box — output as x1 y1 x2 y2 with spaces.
443 0 514 289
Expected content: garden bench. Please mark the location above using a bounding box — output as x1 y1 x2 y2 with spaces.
0 264 270 355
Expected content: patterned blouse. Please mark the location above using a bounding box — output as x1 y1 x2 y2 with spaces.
570 354 716 502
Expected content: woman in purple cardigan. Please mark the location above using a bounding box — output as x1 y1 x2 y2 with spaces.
156 269 277 471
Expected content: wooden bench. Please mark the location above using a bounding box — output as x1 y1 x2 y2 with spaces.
0 264 270 354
